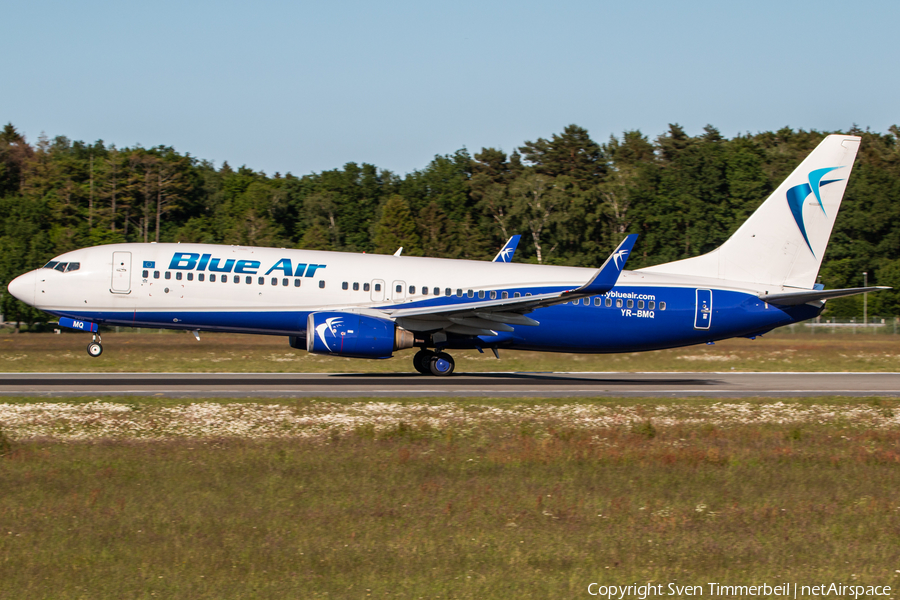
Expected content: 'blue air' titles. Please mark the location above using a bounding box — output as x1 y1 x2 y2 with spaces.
168 252 326 277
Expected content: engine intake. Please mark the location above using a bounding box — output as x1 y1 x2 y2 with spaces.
306 312 414 359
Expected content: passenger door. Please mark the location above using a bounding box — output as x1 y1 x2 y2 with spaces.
111 251 132 293
694 289 712 330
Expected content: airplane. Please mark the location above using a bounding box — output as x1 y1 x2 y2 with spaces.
6 134 888 375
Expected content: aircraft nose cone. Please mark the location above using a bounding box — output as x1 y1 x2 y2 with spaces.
7 271 36 306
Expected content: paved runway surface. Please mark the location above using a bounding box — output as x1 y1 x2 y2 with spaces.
0 372 898 397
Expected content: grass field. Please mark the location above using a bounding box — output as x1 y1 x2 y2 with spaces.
2 396 900 599
2 328 900 373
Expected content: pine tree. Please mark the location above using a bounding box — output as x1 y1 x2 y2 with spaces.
373 195 421 255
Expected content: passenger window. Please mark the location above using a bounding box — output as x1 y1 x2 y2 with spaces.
457 289 463 297
605 297 612 307
294 279 301 287
445 288 451 296
210 274 216 282
478 290 485 299
409 285 416 294
282 278 288 286
153 271 160 279
594 297 601 306
234 275 240 283
319 281 325 289
616 299 622 308
422 287 428 296
142 270 149 278
352 282 359 291
176 272 183 281
258 277 264 285
490 291 496 299
638 300 644 309
187 273 193 281
245 276 252 284
222 276 227 283
467 290 474 298
55 263 68 272
525 293 532 297
66 263 80 272
165 272 171 280
364 283 370 292
514 292 521 298
342 282 348 290
198 273 205 282
660 301 666 310
374 283 381 291
502 291 508 299
649 301 655 310
271 277 277 286
627 299 634 308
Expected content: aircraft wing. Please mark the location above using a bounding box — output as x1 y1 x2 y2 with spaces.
379 235 638 335
760 286 891 306
492 235 521 263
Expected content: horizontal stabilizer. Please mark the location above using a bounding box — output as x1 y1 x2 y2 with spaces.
564 234 638 297
760 286 891 306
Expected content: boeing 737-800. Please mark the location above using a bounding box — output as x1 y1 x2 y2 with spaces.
6 134 887 375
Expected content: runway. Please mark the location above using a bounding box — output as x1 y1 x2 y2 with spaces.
0 371 898 397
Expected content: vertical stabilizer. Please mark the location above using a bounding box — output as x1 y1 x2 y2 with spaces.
640 134 861 290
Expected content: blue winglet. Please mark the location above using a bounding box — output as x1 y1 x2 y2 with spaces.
567 234 638 296
492 235 521 263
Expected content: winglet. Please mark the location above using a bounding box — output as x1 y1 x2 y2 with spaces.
492 235 521 263
566 234 638 296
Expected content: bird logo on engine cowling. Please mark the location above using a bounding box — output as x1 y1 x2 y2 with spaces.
315 316 345 351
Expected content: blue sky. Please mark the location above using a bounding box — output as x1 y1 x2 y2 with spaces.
4 0 897 176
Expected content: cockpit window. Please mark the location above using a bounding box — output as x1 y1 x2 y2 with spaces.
43 261 59 269
66 262 80 272
54 262 68 272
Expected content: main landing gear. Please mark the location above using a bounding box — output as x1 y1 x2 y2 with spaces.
413 349 455 376
87 333 103 358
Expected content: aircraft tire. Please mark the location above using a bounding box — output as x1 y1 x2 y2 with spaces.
413 350 434 374
87 342 103 358
428 352 455 376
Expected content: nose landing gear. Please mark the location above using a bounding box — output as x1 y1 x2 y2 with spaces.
87 334 103 357
412 349 455 376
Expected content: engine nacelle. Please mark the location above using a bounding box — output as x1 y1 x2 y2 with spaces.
306 312 415 359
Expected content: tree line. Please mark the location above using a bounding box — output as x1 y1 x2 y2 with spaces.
1 121 899 327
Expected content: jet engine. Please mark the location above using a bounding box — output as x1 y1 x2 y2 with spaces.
306 312 415 359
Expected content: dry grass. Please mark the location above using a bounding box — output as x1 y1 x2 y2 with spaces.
1 396 900 598
1 329 900 373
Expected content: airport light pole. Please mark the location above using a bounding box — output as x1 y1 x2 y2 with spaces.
863 271 868 327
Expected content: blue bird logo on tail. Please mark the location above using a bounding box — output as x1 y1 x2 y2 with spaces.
786 166 843 256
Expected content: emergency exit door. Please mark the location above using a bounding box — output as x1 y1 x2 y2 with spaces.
111 251 132 293
694 289 712 330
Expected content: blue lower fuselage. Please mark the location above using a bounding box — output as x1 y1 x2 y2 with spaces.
48 285 819 354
